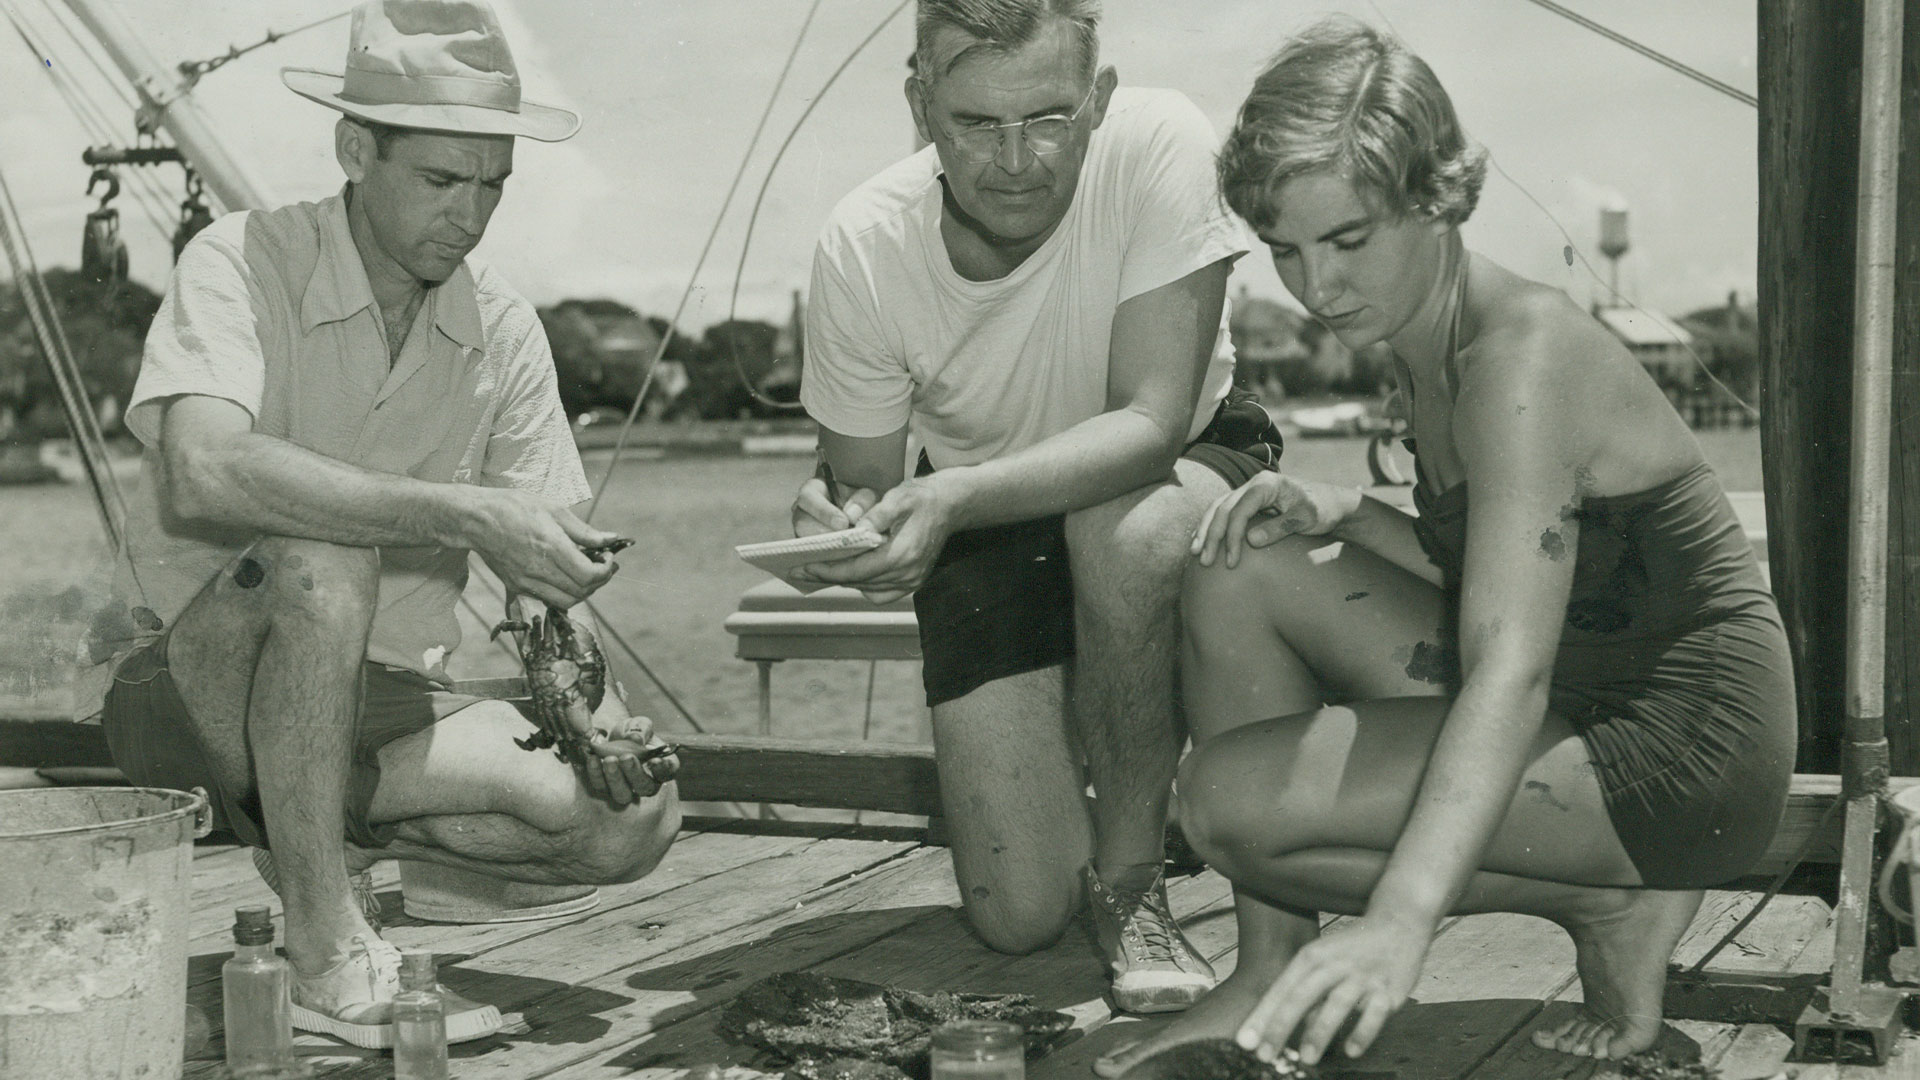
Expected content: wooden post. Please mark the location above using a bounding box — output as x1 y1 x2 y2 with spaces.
1759 0 1919 774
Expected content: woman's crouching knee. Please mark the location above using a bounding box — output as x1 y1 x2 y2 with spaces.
1176 741 1276 880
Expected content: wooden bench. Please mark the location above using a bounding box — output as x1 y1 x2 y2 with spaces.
721 580 920 738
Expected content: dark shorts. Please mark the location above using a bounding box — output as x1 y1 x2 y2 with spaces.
99 632 494 849
915 389 1283 707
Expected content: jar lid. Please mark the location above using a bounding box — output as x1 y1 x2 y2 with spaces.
232 904 275 945
932 1019 1024 1053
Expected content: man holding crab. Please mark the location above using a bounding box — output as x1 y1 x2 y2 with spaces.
76 0 679 1050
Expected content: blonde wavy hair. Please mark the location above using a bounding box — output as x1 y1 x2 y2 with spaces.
1219 16 1487 230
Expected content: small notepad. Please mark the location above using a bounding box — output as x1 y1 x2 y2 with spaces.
735 528 884 577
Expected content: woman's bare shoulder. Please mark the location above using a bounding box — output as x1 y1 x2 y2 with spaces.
1474 265 1613 355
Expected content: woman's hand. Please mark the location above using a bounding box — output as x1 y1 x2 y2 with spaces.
1192 472 1362 569
1236 916 1430 1065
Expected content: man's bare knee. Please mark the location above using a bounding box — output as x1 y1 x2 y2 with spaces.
223 536 379 630
565 793 682 885
964 885 1079 955
1064 490 1200 597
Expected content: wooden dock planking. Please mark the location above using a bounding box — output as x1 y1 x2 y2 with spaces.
547 867 1241 1079
183 835 930 1077
170 829 1877 1080
443 845 964 1079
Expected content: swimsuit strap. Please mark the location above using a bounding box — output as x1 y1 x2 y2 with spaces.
1442 253 1468 401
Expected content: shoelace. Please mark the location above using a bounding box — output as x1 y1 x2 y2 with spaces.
348 935 402 998
1108 886 1188 966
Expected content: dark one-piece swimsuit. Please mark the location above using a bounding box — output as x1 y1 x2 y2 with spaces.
1410 463 1797 888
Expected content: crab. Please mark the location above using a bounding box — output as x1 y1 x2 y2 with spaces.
490 538 664 769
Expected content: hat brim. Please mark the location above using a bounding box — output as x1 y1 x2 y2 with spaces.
282 69 580 142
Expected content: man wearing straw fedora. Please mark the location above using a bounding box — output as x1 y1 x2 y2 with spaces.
81 0 680 1049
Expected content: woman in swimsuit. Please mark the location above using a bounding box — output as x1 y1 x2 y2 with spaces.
1095 16 1794 1076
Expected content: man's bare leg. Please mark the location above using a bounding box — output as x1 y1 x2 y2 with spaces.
363 698 680 886
164 537 379 973
1062 458 1228 884
930 664 1092 954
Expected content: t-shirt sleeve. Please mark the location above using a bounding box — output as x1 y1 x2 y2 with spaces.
1115 93 1251 304
125 222 268 446
797 244 913 438
479 313 593 505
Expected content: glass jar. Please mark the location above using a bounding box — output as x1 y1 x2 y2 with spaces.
930 1019 1025 1080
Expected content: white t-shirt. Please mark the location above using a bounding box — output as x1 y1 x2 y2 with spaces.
800 87 1249 469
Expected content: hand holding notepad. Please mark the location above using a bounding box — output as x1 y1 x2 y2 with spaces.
735 527 885 590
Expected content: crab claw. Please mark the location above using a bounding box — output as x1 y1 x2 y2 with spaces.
582 537 634 562
490 619 533 641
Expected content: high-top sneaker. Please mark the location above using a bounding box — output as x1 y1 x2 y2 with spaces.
1083 861 1217 1013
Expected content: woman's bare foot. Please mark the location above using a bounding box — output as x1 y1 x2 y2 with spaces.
1531 887 1704 1059
1094 967 1275 1077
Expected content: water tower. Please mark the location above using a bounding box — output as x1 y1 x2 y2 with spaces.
1598 204 1630 308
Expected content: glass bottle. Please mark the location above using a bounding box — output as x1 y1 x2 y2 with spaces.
392 949 450 1080
930 1019 1025 1080
222 905 295 1078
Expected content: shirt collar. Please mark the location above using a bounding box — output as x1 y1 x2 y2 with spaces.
301 188 484 352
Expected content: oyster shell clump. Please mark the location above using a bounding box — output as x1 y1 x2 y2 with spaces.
718 972 1074 1077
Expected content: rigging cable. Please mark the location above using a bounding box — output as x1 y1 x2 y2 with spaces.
33 0 132 110
1519 0 1756 109
725 0 914 411
5 3 179 240
26 0 185 229
174 9 352 84
1484 152 1757 418
0 162 131 550
13 0 174 233
583 0 828 523
1371 0 1755 417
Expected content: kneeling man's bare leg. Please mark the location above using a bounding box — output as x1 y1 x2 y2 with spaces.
1062 458 1228 881
363 701 680 887
931 664 1092 954
164 536 381 973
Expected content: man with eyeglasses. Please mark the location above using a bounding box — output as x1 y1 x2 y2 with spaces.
789 0 1280 1014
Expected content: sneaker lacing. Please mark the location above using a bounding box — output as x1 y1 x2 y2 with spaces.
1107 883 1194 967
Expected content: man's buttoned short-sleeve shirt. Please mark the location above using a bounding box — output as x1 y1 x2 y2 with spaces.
78 191 588 718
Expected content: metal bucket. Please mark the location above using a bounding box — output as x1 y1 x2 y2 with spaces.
1878 785 1920 934
0 786 210 1080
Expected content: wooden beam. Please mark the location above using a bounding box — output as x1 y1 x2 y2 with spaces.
1760 0 1865 774
672 731 941 816
2 718 1892 876
1761 0 1920 774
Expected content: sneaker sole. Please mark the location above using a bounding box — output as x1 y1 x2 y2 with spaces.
291 1000 504 1049
1111 983 1213 1015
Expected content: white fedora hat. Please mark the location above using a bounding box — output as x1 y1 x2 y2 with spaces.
282 0 579 142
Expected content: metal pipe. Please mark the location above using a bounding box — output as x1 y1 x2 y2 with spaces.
59 0 273 213
1830 0 1905 1008
1843 0 1903 791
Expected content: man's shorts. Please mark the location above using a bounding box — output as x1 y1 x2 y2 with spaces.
100 632 496 849
914 388 1284 707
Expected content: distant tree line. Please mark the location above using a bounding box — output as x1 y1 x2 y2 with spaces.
0 275 804 448
537 298 801 423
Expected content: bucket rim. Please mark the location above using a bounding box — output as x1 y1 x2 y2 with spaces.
0 786 208 841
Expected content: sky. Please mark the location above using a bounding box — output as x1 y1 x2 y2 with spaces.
0 0 1759 329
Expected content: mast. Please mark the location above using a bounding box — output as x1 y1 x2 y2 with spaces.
59 0 273 213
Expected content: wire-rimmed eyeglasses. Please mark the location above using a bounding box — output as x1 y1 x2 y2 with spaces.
936 83 1097 165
